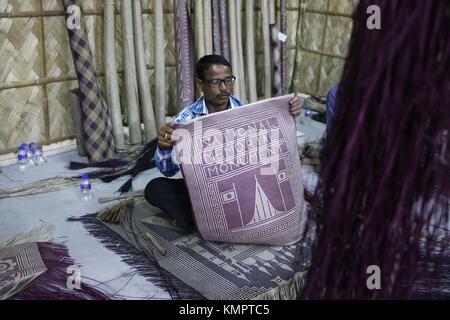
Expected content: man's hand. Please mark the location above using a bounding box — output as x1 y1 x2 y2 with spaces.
289 95 302 118
157 123 175 150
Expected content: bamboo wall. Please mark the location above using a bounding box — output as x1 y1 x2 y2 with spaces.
0 0 357 155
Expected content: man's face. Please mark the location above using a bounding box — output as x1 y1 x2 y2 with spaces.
197 64 234 107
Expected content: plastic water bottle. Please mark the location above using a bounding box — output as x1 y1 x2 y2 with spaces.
26 143 36 166
304 108 313 126
17 144 28 172
32 144 46 166
80 173 94 202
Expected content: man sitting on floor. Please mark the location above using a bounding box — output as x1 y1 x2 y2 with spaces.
144 54 301 230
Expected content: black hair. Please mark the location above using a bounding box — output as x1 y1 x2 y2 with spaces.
196 55 232 80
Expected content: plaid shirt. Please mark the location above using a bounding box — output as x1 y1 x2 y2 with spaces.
155 96 244 176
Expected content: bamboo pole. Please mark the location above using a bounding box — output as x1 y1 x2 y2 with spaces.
121 0 142 144
203 0 213 55
38 0 50 141
261 0 272 98
133 0 157 142
104 0 124 147
154 0 166 131
235 0 247 103
227 0 240 99
268 0 276 24
195 0 205 59
211 0 221 55
245 0 257 102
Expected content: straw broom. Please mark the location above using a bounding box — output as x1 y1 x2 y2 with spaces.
203 0 213 55
121 0 142 144
103 0 124 147
245 0 257 102
235 0 247 103
154 0 166 131
261 0 272 98
227 0 240 99
133 0 157 143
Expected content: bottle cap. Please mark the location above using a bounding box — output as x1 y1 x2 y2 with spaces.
19 143 27 150
82 173 89 180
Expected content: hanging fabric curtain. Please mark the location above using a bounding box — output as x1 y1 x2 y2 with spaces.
121 0 142 144
211 0 222 55
174 0 197 112
133 0 157 142
103 0 124 147
63 0 115 162
203 0 213 55
235 0 247 103
195 0 205 59
154 0 166 130
219 0 230 62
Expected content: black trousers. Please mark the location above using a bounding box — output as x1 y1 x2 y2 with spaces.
144 178 194 231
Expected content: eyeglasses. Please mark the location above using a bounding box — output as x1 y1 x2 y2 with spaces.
204 76 236 87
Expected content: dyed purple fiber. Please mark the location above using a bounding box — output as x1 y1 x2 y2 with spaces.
11 242 110 300
301 0 449 299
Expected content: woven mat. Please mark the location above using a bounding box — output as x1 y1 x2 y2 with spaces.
90 199 313 300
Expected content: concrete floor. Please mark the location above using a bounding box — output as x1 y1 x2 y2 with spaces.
0 119 325 300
